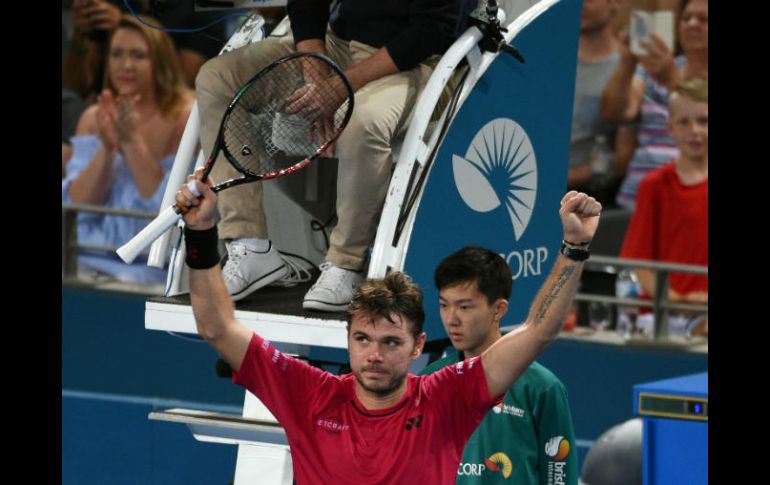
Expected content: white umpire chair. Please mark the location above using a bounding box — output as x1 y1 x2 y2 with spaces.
144 1 582 483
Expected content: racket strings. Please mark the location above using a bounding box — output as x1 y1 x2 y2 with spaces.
222 55 352 177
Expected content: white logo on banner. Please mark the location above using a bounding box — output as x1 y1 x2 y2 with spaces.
452 118 538 241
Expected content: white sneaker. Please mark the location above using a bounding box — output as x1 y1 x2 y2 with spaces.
302 262 363 312
223 240 289 302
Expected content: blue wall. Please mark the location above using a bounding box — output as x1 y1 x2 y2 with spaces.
63 286 707 481
63 287 241 485
63 287 245 405
62 392 238 485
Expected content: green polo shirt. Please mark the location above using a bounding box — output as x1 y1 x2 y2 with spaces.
420 351 578 484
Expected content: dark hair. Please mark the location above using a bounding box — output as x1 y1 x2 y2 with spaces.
434 246 512 303
347 272 425 339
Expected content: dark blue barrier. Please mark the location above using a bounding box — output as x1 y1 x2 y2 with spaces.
63 286 244 405
62 392 237 485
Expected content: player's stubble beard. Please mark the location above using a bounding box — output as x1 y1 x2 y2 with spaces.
354 366 406 397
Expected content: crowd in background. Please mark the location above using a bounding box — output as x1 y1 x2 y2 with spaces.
61 0 707 336
568 0 707 336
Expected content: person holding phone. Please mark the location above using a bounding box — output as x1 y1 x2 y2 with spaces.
599 0 707 210
63 0 123 103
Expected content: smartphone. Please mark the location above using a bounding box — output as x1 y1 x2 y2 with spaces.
629 10 674 56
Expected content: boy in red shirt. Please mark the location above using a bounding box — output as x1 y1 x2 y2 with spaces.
620 77 708 335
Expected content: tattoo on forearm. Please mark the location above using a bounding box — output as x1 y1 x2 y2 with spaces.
533 265 576 326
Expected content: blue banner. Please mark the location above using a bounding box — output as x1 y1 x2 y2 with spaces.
404 0 581 341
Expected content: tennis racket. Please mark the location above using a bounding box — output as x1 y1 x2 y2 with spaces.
117 51 354 264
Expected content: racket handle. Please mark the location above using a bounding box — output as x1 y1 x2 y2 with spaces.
116 205 184 264
187 179 201 197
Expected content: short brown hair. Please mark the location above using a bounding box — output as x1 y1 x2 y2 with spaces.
347 272 425 339
671 77 708 105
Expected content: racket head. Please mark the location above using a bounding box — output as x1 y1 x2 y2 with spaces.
211 51 354 187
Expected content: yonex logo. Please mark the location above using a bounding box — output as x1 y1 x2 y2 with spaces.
452 118 538 241
405 414 423 431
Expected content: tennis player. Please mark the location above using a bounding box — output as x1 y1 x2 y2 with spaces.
175 168 601 484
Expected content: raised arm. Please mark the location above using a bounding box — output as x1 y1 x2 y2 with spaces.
600 34 645 124
481 192 601 398
176 168 253 372
67 104 116 204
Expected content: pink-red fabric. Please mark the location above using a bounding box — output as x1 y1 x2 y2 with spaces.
620 161 708 296
233 333 499 484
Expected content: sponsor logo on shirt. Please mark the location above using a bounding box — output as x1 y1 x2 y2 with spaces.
456 357 477 376
457 452 513 479
545 436 570 485
316 416 350 434
405 414 423 431
491 401 525 418
262 342 290 371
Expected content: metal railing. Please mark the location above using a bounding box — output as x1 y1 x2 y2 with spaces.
62 204 708 346
62 203 159 282
577 255 708 343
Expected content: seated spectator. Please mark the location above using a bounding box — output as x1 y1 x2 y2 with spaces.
62 14 194 284
569 0 623 206
619 78 707 336
600 0 707 210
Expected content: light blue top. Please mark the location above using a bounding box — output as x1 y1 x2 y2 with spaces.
62 135 175 283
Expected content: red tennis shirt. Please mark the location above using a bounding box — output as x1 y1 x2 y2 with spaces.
233 334 499 484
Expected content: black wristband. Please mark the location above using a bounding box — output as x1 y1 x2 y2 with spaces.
560 243 590 262
563 239 590 247
184 225 221 269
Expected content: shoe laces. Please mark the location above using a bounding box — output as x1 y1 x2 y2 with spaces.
223 241 248 279
270 254 313 287
312 262 354 291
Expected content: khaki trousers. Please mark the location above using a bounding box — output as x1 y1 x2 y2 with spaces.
196 27 438 271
